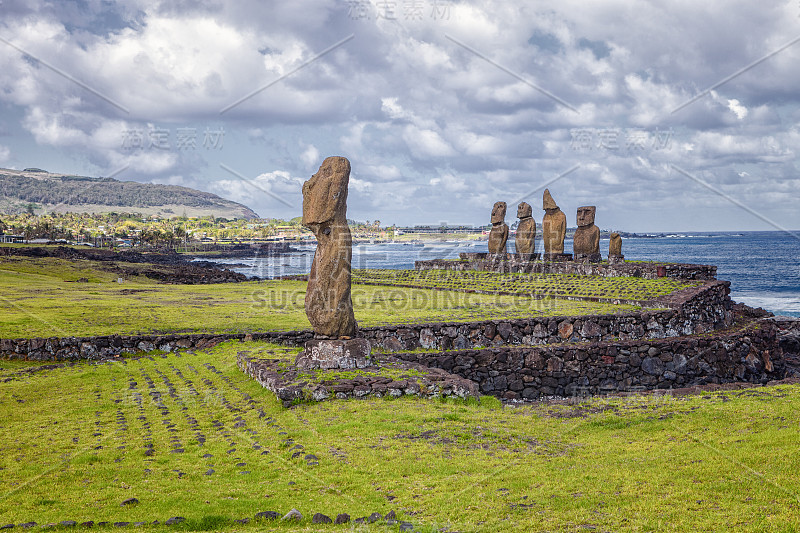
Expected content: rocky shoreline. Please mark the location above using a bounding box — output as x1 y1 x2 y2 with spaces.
1 245 254 284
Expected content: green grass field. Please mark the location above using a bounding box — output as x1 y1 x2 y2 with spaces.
352 269 698 301
0 257 643 339
1 341 798 531
2 255 798 531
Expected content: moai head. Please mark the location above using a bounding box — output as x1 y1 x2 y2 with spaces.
543 189 558 212
517 202 532 218
491 201 507 224
302 156 351 227
576 206 596 227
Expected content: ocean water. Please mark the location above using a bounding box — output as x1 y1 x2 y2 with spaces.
204 231 800 317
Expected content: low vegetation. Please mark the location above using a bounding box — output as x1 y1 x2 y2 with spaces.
2 254 795 531
0 256 640 339
353 268 698 302
0 341 797 531
0 211 389 244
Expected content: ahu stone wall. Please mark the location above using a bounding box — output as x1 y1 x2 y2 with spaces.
415 256 717 280
361 280 733 351
0 281 733 361
394 317 786 399
0 331 314 361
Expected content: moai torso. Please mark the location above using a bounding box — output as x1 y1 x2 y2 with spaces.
572 206 600 256
488 201 509 254
515 202 536 260
542 189 567 254
609 233 622 256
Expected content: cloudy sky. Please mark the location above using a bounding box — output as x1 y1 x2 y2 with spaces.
0 0 799 231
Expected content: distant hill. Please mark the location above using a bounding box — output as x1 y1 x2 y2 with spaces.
0 168 259 219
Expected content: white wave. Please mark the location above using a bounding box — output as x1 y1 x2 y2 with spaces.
733 295 800 314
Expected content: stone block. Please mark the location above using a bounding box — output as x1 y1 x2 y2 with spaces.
296 338 371 370
543 253 573 262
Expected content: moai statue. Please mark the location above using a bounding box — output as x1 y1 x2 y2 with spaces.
487 201 509 255
515 202 536 261
573 206 601 262
298 156 369 369
608 232 624 263
542 189 567 257
302 156 357 337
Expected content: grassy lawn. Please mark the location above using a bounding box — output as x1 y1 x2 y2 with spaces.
0 257 641 339
353 269 699 301
0 341 797 531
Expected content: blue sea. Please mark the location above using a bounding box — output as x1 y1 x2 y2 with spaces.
204 231 800 317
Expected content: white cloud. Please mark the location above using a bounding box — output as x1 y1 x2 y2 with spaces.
0 1 798 229
402 126 456 158
210 170 304 209
300 143 320 169
727 99 748 120
429 173 467 192
0 145 10 163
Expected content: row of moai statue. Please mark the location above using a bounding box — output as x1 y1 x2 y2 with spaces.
488 189 623 262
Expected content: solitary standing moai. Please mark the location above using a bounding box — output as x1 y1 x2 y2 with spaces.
487 201 509 255
302 156 358 337
515 202 537 261
542 189 567 256
608 232 624 263
572 206 601 262
298 156 369 370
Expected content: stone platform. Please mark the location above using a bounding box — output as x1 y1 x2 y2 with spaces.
415 255 717 280
394 312 788 400
238 351 479 407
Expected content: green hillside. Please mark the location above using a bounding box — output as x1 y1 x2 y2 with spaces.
0 168 259 219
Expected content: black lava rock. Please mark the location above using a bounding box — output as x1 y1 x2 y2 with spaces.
312 514 332 524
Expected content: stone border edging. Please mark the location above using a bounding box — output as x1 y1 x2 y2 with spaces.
0 509 415 530
237 351 480 407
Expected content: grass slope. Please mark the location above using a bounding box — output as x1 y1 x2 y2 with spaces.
0 341 798 531
0 257 639 339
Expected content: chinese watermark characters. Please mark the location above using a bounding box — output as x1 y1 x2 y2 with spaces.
347 0 452 21
570 128 674 152
121 127 225 151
